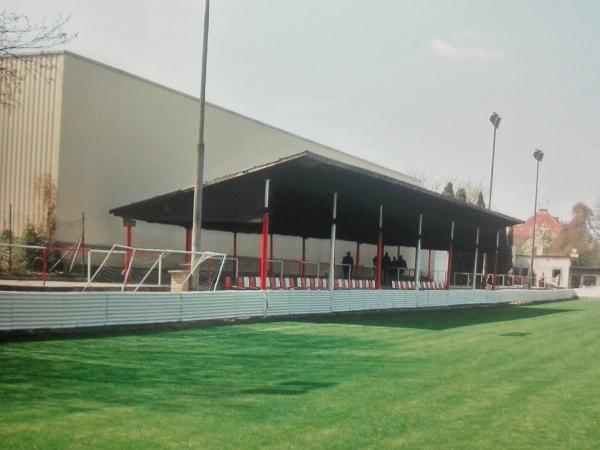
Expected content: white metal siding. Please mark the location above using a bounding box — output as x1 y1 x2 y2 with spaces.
0 289 576 331
0 54 63 234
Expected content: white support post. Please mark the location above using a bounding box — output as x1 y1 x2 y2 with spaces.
264 179 270 209
472 228 480 290
328 193 338 293
157 254 163 286
87 250 92 282
415 214 423 291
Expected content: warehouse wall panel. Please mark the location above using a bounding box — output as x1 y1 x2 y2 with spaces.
0 54 64 234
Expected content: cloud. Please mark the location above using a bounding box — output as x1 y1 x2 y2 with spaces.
430 38 506 62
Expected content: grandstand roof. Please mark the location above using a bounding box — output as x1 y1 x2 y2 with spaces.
110 152 521 252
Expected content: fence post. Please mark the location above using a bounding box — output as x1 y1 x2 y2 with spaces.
42 247 48 286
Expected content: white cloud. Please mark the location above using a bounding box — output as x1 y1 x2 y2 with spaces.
430 38 506 62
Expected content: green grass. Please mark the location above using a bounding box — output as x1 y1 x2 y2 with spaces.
2 299 600 449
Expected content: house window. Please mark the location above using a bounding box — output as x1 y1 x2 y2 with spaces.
552 269 561 282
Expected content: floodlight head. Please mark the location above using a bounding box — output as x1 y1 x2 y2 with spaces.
533 149 544 162
489 112 502 129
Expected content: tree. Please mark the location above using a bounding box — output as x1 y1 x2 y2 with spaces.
456 188 467 202
34 173 57 237
549 202 600 266
1 11 75 109
441 182 455 198
476 191 485 208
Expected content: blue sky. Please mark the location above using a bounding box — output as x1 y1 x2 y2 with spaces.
4 0 600 221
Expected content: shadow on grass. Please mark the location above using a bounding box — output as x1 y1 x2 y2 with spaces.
296 304 576 331
500 332 532 337
0 329 378 411
240 380 337 396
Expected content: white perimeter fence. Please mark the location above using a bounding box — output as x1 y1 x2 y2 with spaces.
0 288 575 331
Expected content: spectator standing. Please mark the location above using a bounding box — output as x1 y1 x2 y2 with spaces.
341 251 354 280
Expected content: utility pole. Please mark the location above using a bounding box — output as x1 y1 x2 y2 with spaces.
190 0 210 290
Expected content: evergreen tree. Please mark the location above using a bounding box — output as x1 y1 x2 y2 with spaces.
456 188 467 202
476 192 486 208
442 182 455 198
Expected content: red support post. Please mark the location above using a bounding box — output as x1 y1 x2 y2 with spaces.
446 245 453 290
300 237 306 277
126 224 133 248
355 242 360 278
375 231 383 289
493 231 500 290
41 247 48 286
445 221 454 290
427 249 432 281
184 227 192 269
260 213 269 290
493 252 499 290
232 231 238 276
269 233 274 276
261 179 271 290
375 205 383 289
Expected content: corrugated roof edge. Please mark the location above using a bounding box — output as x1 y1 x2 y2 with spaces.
8 50 420 186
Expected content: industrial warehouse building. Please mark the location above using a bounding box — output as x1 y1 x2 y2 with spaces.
1 51 516 280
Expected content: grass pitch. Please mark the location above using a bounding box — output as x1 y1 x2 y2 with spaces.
1 299 600 449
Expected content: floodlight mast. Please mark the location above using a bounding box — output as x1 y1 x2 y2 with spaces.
483 112 501 287
529 148 544 288
191 0 210 290
488 112 501 209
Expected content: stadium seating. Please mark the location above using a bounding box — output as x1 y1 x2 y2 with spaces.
224 275 425 291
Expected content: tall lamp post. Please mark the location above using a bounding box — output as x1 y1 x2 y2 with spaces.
488 112 502 209
482 112 502 286
190 0 211 290
529 148 544 288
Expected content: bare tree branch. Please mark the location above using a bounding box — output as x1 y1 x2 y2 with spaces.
0 11 76 110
